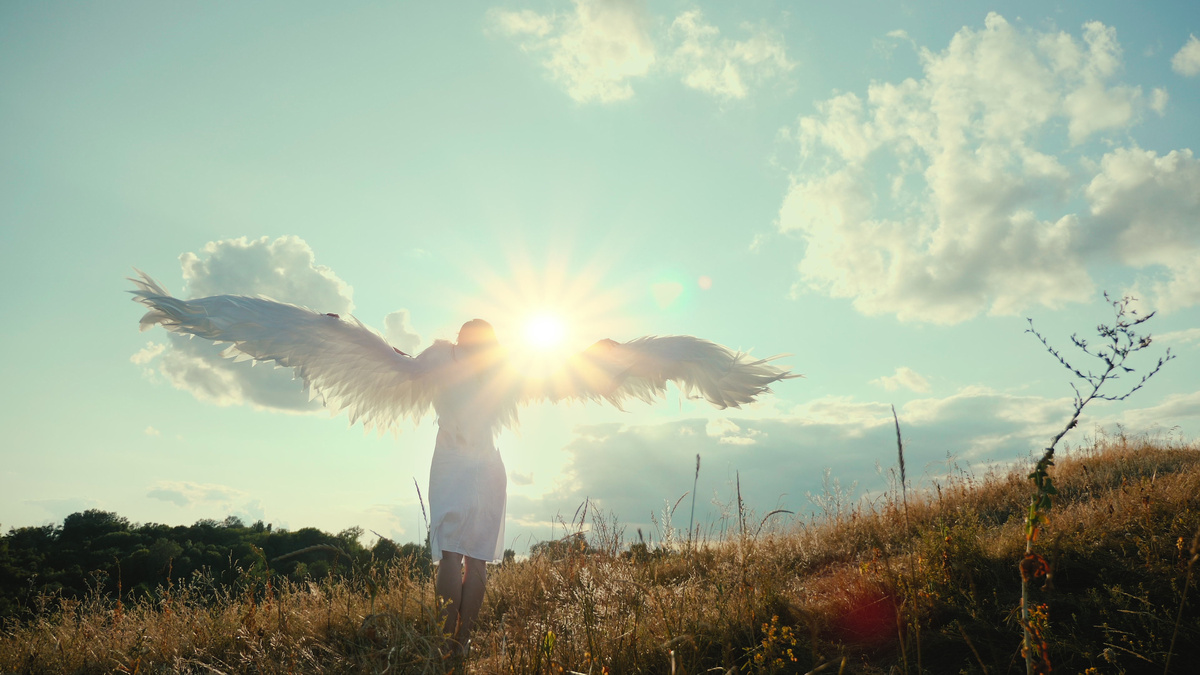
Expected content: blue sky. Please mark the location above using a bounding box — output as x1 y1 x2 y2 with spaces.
2 1 1198 550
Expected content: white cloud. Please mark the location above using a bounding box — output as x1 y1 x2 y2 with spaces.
488 0 656 103
153 333 324 411
871 366 931 393
499 378 1195 543
130 341 165 365
901 385 1069 438
778 14 1179 323
146 481 265 523
1057 21 1138 143
384 309 421 354
1085 147 1200 313
147 480 245 508
179 235 354 310
133 236 420 414
1150 87 1169 115
144 426 161 436
488 2 792 103
505 384 1109 533
1157 328 1200 346
1171 34 1200 76
362 504 415 541
667 10 793 100
791 396 894 428
705 417 739 437
705 417 760 444
1118 389 1200 428
490 8 553 38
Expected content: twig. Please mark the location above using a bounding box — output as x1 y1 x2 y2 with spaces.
412 478 429 535
688 454 700 552
956 621 989 675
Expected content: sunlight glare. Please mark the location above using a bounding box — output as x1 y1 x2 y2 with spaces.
525 314 566 349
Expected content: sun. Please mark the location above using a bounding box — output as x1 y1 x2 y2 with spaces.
512 312 572 377
524 313 566 349
447 234 644 370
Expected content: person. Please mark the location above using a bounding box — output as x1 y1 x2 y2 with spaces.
426 319 512 653
128 271 796 656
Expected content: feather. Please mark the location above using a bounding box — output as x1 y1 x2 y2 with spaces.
529 335 797 410
129 270 443 434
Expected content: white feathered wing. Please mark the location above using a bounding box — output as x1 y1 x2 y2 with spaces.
129 271 445 433
533 335 797 410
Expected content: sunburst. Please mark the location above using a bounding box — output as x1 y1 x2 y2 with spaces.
446 236 640 375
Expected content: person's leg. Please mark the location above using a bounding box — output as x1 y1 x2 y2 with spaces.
435 551 464 640
457 556 488 650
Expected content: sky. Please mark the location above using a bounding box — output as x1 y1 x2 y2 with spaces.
2 0 1198 552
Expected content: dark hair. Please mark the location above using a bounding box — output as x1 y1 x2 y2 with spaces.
456 319 498 348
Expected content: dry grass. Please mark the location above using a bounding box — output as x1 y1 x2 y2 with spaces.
3 433 1198 674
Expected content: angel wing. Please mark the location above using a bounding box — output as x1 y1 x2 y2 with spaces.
129 271 446 433
533 335 797 410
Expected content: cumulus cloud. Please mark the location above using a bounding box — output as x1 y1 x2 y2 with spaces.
871 366 931 393
488 2 791 103
132 236 420 414
148 333 319 411
145 481 264 523
778 13 1184 323
1157 328 1200 347
1084 147 1200 312
384 309 421 354
504 384 1129 536
130 341 165 365
147 481 245 507
488 0 656 103
180 236 354 311
791 396 894 429
361 504 417 542
1118 389 1200 428
1150 87 1169 115
1172 34 1200 76
667 10 793 100
705 417 760 444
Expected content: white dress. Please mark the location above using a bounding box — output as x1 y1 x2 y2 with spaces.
425 350 519 564
428 427 507 563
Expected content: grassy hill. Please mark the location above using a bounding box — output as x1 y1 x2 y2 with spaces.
2 434 1198 674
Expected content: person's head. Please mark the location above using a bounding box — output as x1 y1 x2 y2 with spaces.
457 319 498 349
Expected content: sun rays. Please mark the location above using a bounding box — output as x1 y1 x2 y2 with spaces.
448 238 641 374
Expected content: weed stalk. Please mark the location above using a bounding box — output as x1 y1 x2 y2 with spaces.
1022 293 1173 674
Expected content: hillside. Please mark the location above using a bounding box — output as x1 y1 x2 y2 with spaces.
2 434 1198 674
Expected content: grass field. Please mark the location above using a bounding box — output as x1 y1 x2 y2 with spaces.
2 432 1198 674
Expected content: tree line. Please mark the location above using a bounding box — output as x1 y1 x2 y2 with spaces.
0 509 432 620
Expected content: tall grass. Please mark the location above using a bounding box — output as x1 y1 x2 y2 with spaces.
3 432 1198 674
